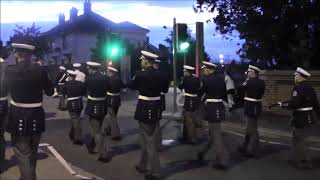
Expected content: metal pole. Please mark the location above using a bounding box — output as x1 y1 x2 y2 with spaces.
172 17 177 113
196 22 204 78
183 52 186 66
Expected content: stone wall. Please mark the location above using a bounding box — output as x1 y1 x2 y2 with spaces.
260 70 320 115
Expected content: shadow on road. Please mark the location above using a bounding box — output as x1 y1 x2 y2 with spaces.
1 151 49 173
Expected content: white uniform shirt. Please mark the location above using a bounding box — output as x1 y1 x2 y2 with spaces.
225 74 235 91
75 70 86 83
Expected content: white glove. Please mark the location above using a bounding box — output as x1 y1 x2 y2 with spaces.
277 102 282 107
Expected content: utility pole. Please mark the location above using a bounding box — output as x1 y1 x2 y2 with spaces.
172 18 177 113
195 22 204 77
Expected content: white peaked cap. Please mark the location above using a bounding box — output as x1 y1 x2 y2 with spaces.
108 66 119 72
73 63 81 68
86 61 101 67
11 43 35 51
183 65 195 71
202 61 217 68
67 70 77 76
59 66 66 71
248 65 261 73
141 51 158 59
295 67 311 78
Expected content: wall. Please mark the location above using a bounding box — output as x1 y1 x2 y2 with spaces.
260 70 320 115
71 32 97 63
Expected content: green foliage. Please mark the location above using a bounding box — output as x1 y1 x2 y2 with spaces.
8 22 49 59
0 41 10 59
194 0 320 69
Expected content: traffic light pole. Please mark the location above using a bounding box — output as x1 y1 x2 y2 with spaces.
172 17 177 113
196 22 204 77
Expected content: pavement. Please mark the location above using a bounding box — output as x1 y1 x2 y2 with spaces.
1 88 320 180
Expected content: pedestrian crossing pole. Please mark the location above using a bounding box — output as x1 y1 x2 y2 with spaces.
173 17 177 113
196 22 204 77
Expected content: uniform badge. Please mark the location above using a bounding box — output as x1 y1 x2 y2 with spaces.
292 90 297 96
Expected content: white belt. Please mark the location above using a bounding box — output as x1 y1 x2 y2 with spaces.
184 93 197 97
67 96 81 101
296 107 313 111
244 97 261 102
161 92 166 95
10 100 42 108
0 97 8 101
58 83 64 85
206 99 223 103
138 95 160 101
107 92 120 96
87 95 105 101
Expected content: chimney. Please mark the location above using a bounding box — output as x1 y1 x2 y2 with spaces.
59 13 65 24
84 0 92 14
70 7 78 21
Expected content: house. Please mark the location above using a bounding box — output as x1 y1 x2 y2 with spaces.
41 0 150 65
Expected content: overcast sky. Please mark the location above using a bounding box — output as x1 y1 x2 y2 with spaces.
0 0 241 61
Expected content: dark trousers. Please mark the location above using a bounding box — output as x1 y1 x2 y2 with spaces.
58 95 66 110
0 116 7 163
89 117 110 158
11 134 41 180
199 123 229 165
292 127 311 162
183 111 197 143
138 122 160 177
243 116 260 154
106 107 120 138
68 112 82 142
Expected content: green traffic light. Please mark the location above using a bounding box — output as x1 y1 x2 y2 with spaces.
111 47 119 56
179 42 190 51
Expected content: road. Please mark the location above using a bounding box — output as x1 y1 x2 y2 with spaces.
7 89 320 180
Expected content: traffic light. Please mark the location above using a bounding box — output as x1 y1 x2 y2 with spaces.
105 33 122 60
176 23 189 52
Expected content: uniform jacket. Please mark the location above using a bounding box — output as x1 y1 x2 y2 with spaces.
201 73 227 123
129 67 167 124
5 62 54 135
243 77 265 118
178 75 201 112
282 81 320 128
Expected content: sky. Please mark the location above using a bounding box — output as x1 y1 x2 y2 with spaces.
0 0 242 61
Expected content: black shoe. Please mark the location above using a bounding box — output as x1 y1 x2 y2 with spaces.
197 152 204 162
212 163 228 170
135 165 148 174
296 160 313 169
105 127 111 136
177 137 188 144
98 156 112 163
86 143 95 154
237 146 246 154
73 140 83 146
144 174 161 180
111 136 122 141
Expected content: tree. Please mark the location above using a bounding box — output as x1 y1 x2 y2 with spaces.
194 0 320 69
8 22 49 59
91 31 141 75
0 40 10 59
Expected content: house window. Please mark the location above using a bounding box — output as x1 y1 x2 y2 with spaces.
62 35 67 49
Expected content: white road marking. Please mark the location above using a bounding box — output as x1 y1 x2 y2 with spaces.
39 143 95 179
223 130 320 151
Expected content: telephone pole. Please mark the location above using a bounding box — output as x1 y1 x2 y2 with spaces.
195 22 204 77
